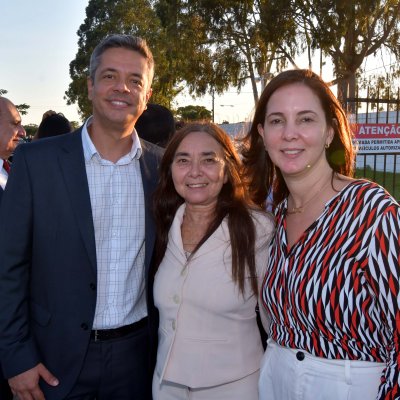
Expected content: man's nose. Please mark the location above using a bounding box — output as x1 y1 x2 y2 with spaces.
114 78 130 93
18 126 26 138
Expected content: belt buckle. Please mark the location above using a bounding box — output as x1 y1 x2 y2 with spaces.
94 329 100 342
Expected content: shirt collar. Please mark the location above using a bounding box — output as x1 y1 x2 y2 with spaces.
81 116 142 163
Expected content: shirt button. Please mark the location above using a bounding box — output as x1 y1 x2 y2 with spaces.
296 351 305 361
173 294 180 304
172 320 176 330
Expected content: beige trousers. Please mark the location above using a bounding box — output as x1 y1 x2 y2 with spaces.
153 370 259 400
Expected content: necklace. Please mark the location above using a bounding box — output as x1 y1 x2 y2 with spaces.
287 179 331 214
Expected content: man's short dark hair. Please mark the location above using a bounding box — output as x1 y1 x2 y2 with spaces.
89 34 154 84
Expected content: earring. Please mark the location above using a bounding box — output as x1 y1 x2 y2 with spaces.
325 143 330 149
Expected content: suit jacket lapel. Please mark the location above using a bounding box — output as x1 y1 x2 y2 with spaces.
139 141 159 272
58 130 97 272
55 135 159 276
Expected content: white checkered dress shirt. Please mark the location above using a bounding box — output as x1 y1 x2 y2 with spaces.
0 159 8 189
82 118 147 329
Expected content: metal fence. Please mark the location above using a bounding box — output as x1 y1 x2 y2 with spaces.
346 89 400 200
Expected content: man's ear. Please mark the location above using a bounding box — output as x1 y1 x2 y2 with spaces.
87 77 94 101
146 87 153 103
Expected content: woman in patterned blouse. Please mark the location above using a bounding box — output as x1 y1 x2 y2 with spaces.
242 69 400 400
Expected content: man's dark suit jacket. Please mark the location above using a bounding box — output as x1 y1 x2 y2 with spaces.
0 129 162 399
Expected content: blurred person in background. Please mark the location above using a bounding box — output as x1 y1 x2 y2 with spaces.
33 110 72 140
135 103 175 147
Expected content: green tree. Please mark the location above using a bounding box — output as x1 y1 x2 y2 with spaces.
66 0 400 116
154 0 216 98
16 104 30 116
65 0 178 119
156 0 297 103
70 121 81 130
275 0 400 105
176 105 212 121
24 124 38 140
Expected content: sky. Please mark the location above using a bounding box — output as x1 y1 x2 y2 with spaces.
1 1 392 127
1 0 88 125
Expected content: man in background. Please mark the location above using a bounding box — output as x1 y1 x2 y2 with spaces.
0 97 26 200
0 34 162 400
135 103 175 147
33 110 72 140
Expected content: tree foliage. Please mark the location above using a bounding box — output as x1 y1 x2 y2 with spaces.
176 105 212 121
66 0 400 117
155 0 298 103
70 120 81 130
357 64 400 111
16 104 30 116
66 0 298 117
270 0 400 105
24 124 38 139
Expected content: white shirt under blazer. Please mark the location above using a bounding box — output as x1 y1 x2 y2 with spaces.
154 204 274 388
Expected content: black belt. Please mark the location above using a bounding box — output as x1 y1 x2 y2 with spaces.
91 317 147 342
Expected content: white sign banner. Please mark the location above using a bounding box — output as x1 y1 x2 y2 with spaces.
353 124 400 153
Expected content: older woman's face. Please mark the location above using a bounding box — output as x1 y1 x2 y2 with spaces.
171 131 227 208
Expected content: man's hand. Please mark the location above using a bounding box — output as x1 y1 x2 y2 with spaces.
8 363 59 400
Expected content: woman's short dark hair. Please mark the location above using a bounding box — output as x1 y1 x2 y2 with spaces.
153 121 261 295
242 69 356 207
36 113 72 140
135 104 175 147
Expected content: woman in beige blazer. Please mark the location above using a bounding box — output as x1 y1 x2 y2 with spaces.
152 121 274 399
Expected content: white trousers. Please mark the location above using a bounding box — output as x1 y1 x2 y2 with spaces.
153 370 259 400
259 339 385 400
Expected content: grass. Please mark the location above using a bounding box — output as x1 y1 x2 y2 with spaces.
355 168 400 200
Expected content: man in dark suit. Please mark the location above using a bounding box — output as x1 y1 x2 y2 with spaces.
0 97 26 201
0 34 162 400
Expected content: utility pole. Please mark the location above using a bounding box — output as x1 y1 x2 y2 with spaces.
212 90 215 123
